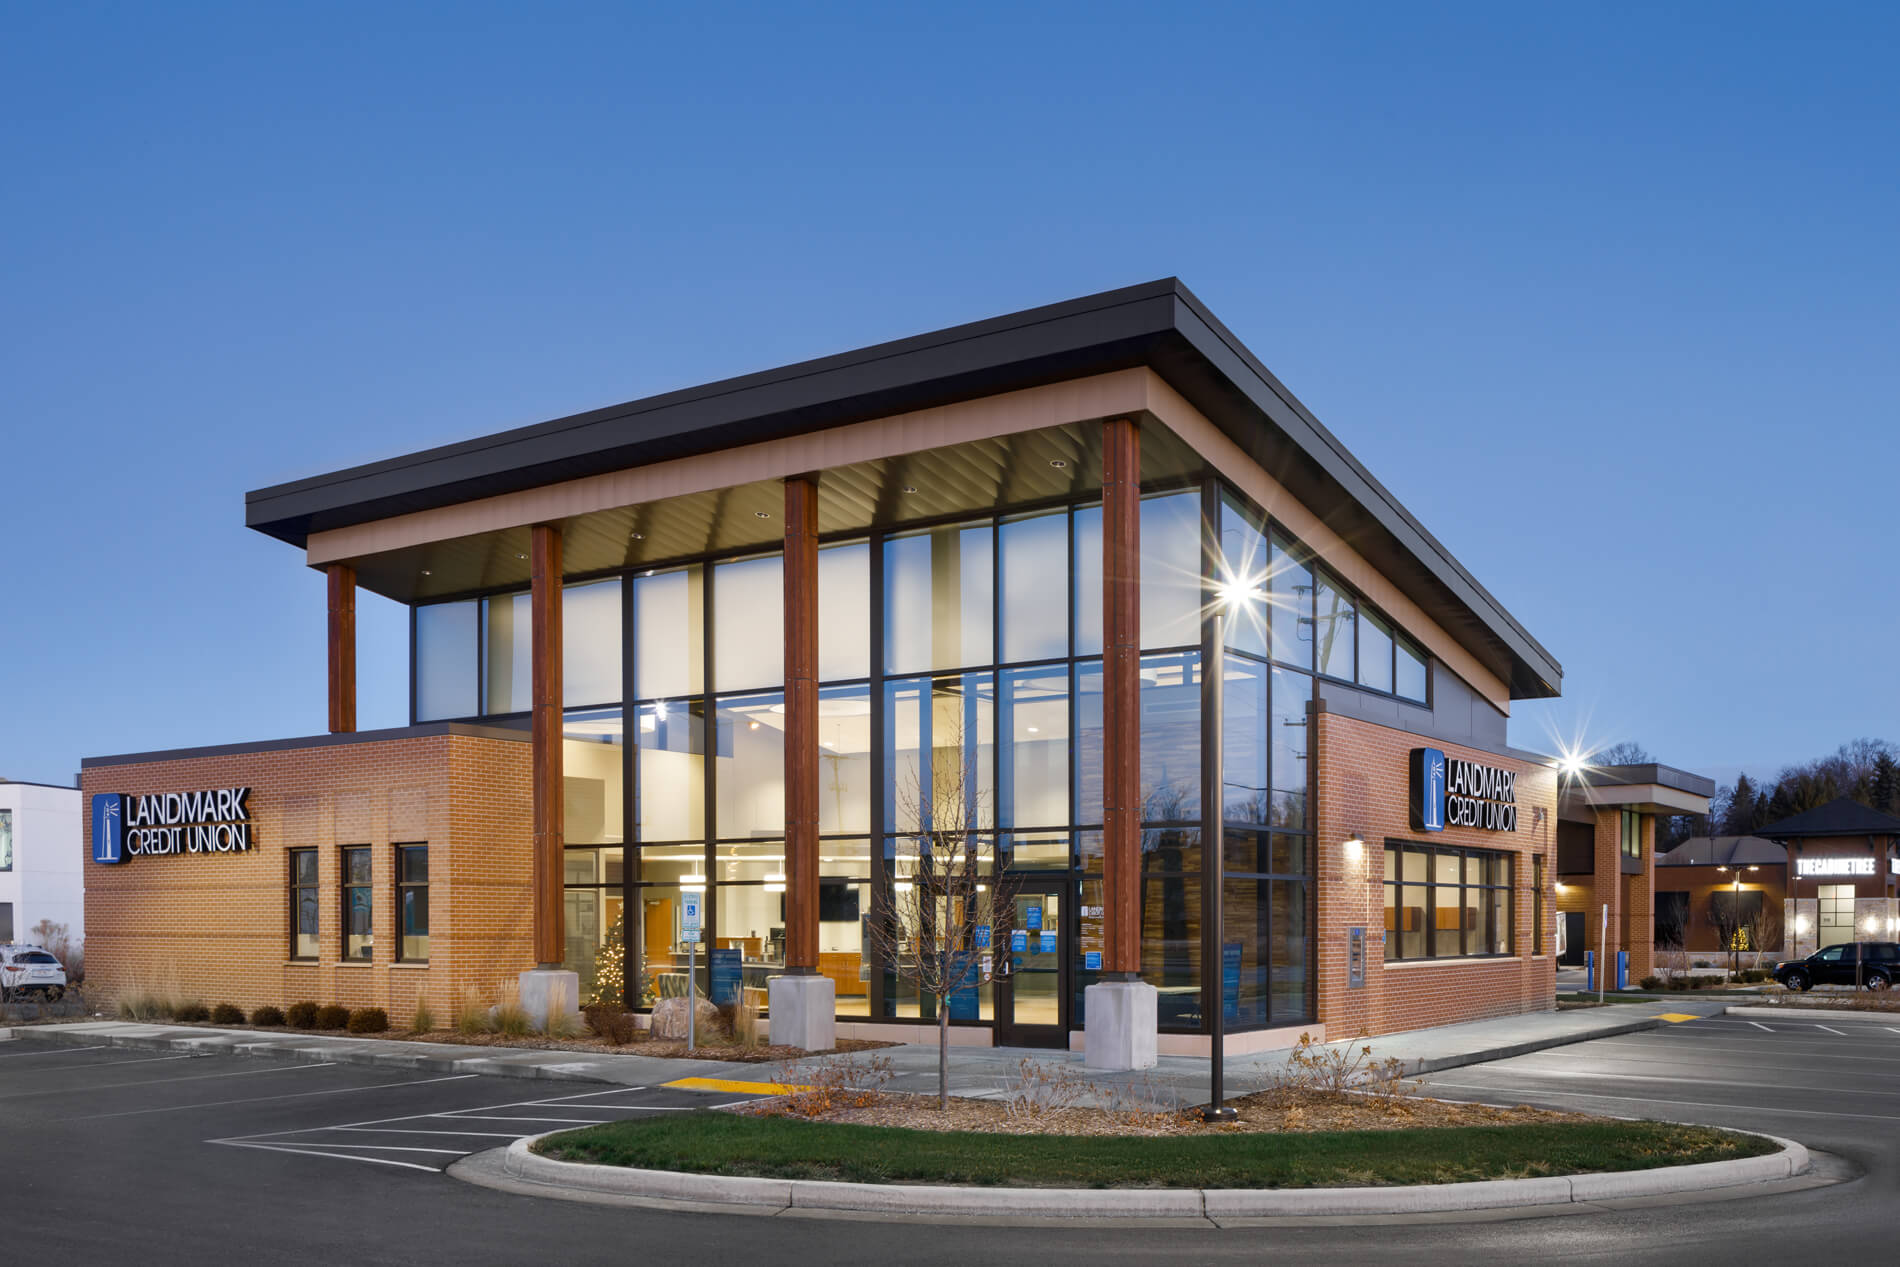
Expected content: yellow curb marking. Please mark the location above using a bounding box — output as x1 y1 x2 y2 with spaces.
1652 1013 1702 1023
663 1076 810 1095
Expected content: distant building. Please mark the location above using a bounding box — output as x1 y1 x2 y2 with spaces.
0 779 83 948
1654 835 1786 956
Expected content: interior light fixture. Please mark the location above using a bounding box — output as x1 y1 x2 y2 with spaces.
764 873 786 894
630 532 643 540
420 569 432 577
1049 458 1068 469
903 485 918 494
755 510 771 519
516 553 527 560
682 874 706 892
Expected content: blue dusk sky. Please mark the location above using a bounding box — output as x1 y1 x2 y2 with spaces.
2 3 1894 790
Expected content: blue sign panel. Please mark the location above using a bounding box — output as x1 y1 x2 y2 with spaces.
1222 942 1242 1023
948 963 980 1020
1011 930 1028 953
974 924 991 950
91 793 124 865
1025 906 1042 931
710 948 742 1006
681 890 702 938
1039 931 1056 954
1410 747 1447 833
1084 950 1102 971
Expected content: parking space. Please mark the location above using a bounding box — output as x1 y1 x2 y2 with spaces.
1417 1015 1900 1148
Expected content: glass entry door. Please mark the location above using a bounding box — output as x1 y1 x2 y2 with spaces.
994 880 1068 1048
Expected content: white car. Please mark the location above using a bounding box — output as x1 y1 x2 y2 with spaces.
0 944 68 1000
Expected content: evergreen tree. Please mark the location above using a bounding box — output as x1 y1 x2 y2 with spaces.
1874 753 1898 814
1722 774 1759 836
592 913 627 1006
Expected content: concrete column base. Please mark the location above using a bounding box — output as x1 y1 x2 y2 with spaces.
1083 979 1157 1071
518 968 581 1030
767 974 836 1051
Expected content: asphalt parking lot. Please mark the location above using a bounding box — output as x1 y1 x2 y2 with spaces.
1 1021 1894 1265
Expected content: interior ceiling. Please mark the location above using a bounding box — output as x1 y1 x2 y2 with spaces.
346 420 1206 603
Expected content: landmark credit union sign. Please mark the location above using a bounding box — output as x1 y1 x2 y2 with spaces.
91 787 254 864
1410 748 1518 833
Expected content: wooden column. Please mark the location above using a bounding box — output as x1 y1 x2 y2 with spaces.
1102 418 1142 976
326 564 356 734
784 476 820 973
531 524 565 968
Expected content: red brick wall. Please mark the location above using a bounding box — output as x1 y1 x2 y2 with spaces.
1314 711 1557 1038
81 732 533 1023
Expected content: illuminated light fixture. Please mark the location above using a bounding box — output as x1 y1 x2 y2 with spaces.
977 884 988 892
764 873 786 894
420 569 432 577
894 880 915 893
516 553 527 560
1343 831 1365 863
1795 914 1811 934
1747 865 1760 872
748 720 760 730
902 485 917 494
682 873 706 892
1217 576 1263 609
1867 916 1882 934
630 532 643 540
754 510 771 519
1027 726 1039 734
1048 458 1068 469
1557 748 1589 778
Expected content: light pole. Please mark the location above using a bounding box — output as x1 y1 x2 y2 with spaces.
1201 576 1254 1125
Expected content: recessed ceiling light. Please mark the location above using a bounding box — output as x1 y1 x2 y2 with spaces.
515 553 527 560
755 510 771 519
902 485 917 494
630 532 643 541
421 569 432 577
1049 458 1068 469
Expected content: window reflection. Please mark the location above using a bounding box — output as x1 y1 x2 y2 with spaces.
415 600 478 721
714 692 786 840
1000 511 1068 663
1000 666 1070 829
1314 570 1355 681
483 591 532 714
883 673 994 833
636 700 704 841
633 566 704 699
885 523 993 674
818 542 870 682
564 579 623 707
713 554 783 691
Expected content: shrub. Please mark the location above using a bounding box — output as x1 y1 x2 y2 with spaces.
286 1001 320 1028
454 988 488 1036
489 998 531 1037
251 1004 286 1027
411 997 437 1033
315 1004 351 1030
1638 975 1662 991
583 1003 638 1045
174 1001 211 1022
210 1003 245 1025
347 1007 389 1034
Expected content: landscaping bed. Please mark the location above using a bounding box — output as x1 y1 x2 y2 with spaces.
532 1110 1773 1189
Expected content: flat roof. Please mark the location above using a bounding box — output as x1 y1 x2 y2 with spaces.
245 279 1562 700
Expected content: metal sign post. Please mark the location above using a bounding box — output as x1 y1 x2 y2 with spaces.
683 890 702 1053
1598 904 1608 1005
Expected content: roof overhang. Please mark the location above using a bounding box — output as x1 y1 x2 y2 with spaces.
245 279 1563 700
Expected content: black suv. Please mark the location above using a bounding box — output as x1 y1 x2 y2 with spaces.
1773 942 1900 991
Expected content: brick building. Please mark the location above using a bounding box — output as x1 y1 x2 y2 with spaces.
81 280 1702 1065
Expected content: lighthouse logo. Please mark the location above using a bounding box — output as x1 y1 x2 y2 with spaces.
91 794 125 865
1410 748 1446 833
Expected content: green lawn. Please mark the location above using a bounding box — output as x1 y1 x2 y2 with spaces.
532 1112 1772 1189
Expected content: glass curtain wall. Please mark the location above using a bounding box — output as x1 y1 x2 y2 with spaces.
411 475 1415 1033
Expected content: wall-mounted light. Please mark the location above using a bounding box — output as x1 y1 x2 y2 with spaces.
1343 831 1365 864
1794 914 1811 935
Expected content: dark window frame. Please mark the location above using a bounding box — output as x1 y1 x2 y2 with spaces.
1383 840 1516 961
395 843 429 964
289 847 319 961
340 845 373 963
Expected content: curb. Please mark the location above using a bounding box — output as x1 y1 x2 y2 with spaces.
4 1023 618 1084
1399 1015 1669 1077
487 1130 1809 1221
1725 1005 1900 1024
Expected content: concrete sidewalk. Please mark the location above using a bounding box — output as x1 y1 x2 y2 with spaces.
5 998 1711 1108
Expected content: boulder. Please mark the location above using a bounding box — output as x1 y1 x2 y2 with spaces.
649 994 720 1041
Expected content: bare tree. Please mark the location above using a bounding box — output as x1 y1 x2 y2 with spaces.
869 718 1013 1110
1745 902 1782 972
1654 906 1687 982
1707 892 1747 977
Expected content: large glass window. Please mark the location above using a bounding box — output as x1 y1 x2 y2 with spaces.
0 809 12 871
1357 608 1394 694
1072 504 1102 655
396 845 429 962
1397 637 1429 703
1268 533 1312 668
633 565 704 699
564 846 624 1004
290 848 318 960
415 600 478 720
341 846 372 962
883 673 994 833
483 591 532 713
818 541 870 683
564 579 623 707
564 709 625 845
1621 810 1643 860
816 684 873 836
715 692 786 840
1271 667 1311 829
1222 655 1268 825
1142 875 1201 1028
1140 651 1200 823
1000 510 1069 664
1140 491 1202 649
1384 842 1513 960
885 523 992 674
1000 666 1070 830
636 699 704 841
713 555 783 691
1314 570 1355 681
1219 496 1270 658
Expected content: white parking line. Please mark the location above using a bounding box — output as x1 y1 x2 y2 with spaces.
212 1140 443 1173
333 1126 524 1138
426 1114 626 1125
72 1072 476 1121
1749 1022 1773 1031
240 1140 470 1156
1426 1081 1900 1123
1816 1025 1848 1035
0 1044 110 1059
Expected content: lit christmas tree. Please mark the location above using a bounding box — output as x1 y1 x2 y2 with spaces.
592 914 626 1006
